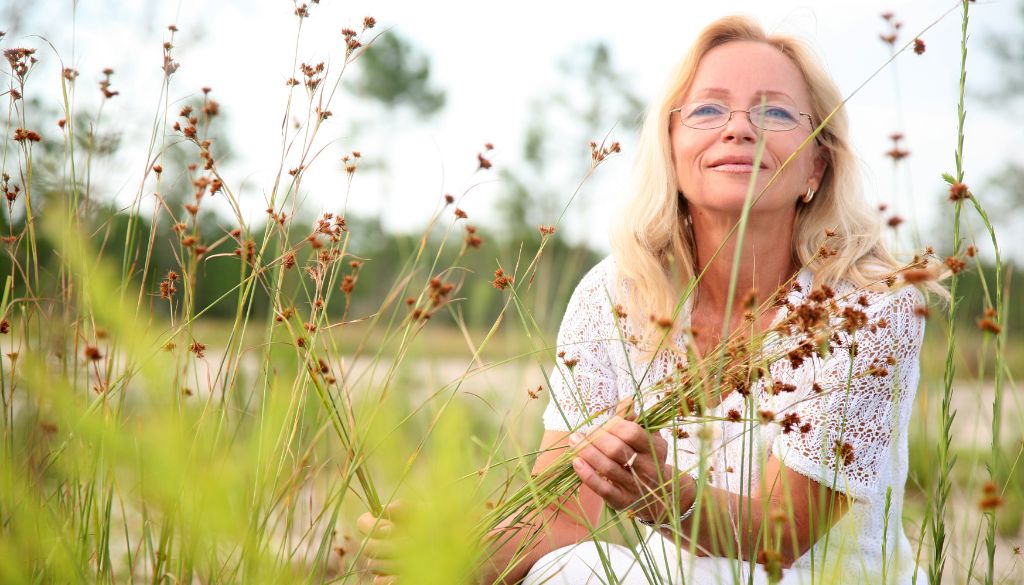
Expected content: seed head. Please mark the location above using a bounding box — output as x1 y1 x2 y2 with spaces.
492 268 514 290
834 441 855 465
944 256 966 274
913 38 926 55
978 310 1001 335
948 182 970 201
477 152 492 170
979 482 1004 511
885 148 909 161
189 341 206 358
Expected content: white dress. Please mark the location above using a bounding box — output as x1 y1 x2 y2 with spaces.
526 256 927 585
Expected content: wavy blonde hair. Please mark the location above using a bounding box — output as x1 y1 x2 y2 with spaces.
610 15 905 350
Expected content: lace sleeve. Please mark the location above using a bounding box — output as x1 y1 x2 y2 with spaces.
771 285 925 500
541 259 619 433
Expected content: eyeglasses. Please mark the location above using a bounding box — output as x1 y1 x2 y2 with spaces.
669 102 814 132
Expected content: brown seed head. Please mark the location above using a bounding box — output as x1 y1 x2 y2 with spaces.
948 182 970 201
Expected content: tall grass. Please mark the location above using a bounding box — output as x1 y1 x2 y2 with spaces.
0 2 1017 584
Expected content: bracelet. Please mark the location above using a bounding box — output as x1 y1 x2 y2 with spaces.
636 496 697 531
635 473 699 531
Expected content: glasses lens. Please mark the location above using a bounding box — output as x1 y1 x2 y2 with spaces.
680 103 729 129
748 104 800 131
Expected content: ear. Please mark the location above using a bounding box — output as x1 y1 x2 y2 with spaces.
808 148 828 192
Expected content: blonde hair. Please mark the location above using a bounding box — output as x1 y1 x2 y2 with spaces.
610 15 904 351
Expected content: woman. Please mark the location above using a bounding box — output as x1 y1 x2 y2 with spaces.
360 15 928 585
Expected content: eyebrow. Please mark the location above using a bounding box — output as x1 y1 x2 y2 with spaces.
689 88 796 102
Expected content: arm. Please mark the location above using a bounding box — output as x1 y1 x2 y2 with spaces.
660 456 849 566
571 416 850 568
478 431 603 585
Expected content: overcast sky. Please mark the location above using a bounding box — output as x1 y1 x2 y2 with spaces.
5 0 1021 257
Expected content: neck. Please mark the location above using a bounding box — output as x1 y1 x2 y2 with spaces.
688 207 798 317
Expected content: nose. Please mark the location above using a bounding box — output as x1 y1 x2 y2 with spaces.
720 110 758 144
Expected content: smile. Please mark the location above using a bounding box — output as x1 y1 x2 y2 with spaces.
709 163 767 174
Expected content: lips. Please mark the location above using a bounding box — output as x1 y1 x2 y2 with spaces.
708 155 769 173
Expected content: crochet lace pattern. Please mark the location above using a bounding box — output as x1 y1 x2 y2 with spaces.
542 255 926 579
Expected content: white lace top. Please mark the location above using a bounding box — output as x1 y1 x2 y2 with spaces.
542 255 926 583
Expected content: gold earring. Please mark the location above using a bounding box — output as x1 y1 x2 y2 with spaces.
802 187 815 203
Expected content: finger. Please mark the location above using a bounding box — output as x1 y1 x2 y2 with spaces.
373 576 398 585
615 397 636 421
368 555 397 577
356 513 394 538
362 536 396 561
581 423 636 466
569 432 634 486
572 457 631 510
382 499 406 520
606 419 664 460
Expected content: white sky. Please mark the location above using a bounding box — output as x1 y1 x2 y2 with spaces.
6 0 1021 256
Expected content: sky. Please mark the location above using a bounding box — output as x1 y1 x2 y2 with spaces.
4 0 1021 257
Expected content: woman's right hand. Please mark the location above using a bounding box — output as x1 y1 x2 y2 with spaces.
356 501 404 584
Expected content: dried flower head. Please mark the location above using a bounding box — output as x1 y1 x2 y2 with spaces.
189 341 206 358
477 152 492 170
913 38 926 55
944 256 966 274
948 182 970 201
492 268 514 290
834 441 855 465
979 481 1004 511
978 309 1001 335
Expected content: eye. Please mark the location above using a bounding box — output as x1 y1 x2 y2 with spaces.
761 106 797 121
688 103 728 118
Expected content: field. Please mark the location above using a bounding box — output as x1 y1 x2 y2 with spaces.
0 1 1021 584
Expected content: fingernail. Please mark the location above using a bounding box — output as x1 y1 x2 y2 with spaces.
572 457 583 470
569 433 583 445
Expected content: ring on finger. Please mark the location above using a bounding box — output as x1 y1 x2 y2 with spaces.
624 451 638 470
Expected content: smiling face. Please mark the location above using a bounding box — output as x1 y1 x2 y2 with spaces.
670 41 825 218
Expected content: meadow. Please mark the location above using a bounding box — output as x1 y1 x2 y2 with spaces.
0 1 1020 583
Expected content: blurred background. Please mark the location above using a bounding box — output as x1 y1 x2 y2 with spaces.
0 1 1022 581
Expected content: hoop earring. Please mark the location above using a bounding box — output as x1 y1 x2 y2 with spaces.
802 187 815 204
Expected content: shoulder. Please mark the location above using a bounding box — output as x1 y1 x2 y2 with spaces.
567 255 619 305
829 278 926 348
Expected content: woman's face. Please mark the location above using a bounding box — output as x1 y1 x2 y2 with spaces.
670 41 825 218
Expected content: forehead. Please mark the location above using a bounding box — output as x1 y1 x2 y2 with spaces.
684 41 811 106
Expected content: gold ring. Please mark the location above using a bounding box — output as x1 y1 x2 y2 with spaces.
624 452 638 469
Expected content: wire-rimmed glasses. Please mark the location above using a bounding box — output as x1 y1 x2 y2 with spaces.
669 102 814 132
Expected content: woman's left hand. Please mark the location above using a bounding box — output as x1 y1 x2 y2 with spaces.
568 398 674 523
